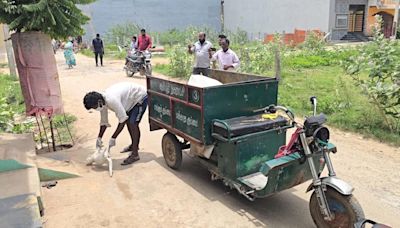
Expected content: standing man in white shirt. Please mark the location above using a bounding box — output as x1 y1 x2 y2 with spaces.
211 38 240 71
83 82 148 165
188 32 213 76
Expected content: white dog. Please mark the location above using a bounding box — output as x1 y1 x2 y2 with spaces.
86 146 113 177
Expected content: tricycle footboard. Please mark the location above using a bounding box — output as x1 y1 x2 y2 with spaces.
252 153 324 198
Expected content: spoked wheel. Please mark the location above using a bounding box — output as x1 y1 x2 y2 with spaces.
125 63 135 77
161 133 182 169
310 187 364 228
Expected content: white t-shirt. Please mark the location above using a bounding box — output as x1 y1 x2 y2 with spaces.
99 82 147 126
191 40 212 68
211 49 240 70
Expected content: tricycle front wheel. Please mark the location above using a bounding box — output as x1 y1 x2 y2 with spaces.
310 187 364 228
162 133 182 170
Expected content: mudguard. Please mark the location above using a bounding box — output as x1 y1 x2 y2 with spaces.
306 176 354 195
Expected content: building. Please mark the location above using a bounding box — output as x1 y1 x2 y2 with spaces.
80 0 219 40
224 0 398 41
367 0 399 37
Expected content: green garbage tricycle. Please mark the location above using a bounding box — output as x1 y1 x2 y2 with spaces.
146 70 364 227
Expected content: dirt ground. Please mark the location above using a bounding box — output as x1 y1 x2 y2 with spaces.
39 52 400 228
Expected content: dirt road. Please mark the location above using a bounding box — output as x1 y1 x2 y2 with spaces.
40 52 400 228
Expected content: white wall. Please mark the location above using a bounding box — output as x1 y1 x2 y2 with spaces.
224 0 332 38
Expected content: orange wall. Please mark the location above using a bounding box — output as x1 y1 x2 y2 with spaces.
264 29 323 46
366 7 394 35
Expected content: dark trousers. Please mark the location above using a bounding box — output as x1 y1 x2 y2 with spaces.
192 67 210 76
95 52 103 66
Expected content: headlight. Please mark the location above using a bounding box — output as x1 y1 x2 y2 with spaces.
313 126 330 143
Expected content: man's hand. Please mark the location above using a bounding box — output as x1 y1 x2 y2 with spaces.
188 44 193 54
96 137 103 149
223 65 233 70
109 138 116 148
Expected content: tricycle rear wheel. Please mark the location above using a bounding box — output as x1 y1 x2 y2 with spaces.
161 133 182 170
309 187 364 228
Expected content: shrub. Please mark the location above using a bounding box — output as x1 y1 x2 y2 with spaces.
343 22 400 132
167 45 193 78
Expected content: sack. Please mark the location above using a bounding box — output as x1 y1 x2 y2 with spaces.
187 74 223 88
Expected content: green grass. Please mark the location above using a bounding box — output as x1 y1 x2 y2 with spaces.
278 66 399 146
0 74 24 113
153 64 170 75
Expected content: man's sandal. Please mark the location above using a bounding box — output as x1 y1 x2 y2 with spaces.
121 155 140 165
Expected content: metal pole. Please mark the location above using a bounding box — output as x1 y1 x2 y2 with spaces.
392 0 400 40
220 0 225 33
49 119 57 152
2 25 17 77
39 115 51 153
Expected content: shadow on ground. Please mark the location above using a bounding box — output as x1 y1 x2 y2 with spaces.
154 153 315 227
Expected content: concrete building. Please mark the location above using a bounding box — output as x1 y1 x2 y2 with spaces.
224 0 380 41
367 0 399 38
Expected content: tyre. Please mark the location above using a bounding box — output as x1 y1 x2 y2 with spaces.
161 132 182 170
125 63 135 77
145 64 152 76
310 187 364 228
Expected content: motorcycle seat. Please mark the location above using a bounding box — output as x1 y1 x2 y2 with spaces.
213 114 288 139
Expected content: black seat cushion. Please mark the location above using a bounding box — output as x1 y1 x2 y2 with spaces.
213 115 288 138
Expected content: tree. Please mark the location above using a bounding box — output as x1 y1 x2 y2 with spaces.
0 0 95 39
0 0 96 151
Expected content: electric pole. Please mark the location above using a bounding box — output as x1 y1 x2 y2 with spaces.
391 0 400 40
220 0 225 34
2 25 17 77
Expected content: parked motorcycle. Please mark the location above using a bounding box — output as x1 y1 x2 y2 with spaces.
123 47 152 77
265 97 365 227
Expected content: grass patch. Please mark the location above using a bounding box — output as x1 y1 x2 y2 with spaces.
0 74 24 113
153 64 170 75
279 66 400 145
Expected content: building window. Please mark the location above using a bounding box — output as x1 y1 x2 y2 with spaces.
336 14 348 28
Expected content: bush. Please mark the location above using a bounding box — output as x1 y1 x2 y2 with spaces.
0 74 30 133
237 43 274 74
343 24 400 132
167 45 193 78
300 32 326 54
105 22 141 46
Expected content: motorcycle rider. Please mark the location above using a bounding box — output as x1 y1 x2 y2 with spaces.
130 36 138 52
137 28 152 51
124 36 138 67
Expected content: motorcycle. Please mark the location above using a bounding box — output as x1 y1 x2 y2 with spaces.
123 47 152 77
266 97 365 227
